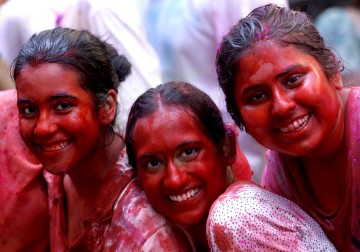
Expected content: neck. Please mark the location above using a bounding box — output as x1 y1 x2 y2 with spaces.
64 135 125 243
300 90 348 214
71 135 123 189
189 218 209 251
65 134 124 201
301 136 348 215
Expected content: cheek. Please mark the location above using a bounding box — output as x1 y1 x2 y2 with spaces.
321 98 340 127
71 109 95 125
240 106 268 129
322 88 340 112
202 160 227 191
301 84 339 121
18 119 33 143
67 111 101 135
139 172 161 199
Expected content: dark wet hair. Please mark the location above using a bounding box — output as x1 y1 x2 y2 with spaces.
216 4 343 130
104 42 132 85
125 81 228 170
12 27 131 125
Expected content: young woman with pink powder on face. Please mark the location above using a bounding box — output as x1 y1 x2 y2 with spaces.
13 27 193 251
125 81 336 251
217 4 360 251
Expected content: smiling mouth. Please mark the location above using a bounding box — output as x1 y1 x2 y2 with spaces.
40 140 70 152
168 187 200 202
279 114 310 133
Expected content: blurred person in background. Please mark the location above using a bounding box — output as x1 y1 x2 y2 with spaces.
315 0 360 86
0 0 71 90
60 0 162 131
0 0 73 64
288 0 341 20
0 0 161 131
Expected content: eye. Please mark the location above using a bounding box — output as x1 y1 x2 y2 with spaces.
251 92 266 102
179 148 199 161
55 102 73 112
145 160 163 170
245 91 267 104
285 74 302 88
19 106 38 117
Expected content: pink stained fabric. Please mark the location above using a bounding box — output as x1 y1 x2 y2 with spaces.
44 149 194 252
206 181 337 251
262 87 360 252
0 89 50 251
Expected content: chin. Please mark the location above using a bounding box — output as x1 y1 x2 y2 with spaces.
170 212 206 228
42 162 69 175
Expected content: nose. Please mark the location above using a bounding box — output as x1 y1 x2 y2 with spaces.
163 161 188 190
34 111 57 137
271 88 296 117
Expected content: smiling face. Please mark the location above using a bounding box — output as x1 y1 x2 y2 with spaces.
133 106 228 227
235 41 344 157
16 63 104 174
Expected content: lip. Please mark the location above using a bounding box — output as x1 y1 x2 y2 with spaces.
277 114 310 133
168 187 200 202
38 140 71 152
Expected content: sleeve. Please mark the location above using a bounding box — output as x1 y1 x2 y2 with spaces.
108 178 195 251
141 225 196 252
206 183 337 252
0 90 49 251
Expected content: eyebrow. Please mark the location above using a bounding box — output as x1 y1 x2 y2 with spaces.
275 64 302 79
17 98 32 105
241 84 263 97
48 93 79 102
137 153 157 162
17 93 79 105
177 140 201 149
136 140 202 161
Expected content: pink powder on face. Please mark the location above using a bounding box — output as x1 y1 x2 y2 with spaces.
256 24 271 41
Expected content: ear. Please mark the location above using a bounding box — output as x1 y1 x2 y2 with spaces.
99 90 117 125
331 72 343 90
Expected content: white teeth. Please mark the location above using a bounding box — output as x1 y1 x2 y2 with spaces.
41 140 70 152
169 187 200 202
279 114 309 133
